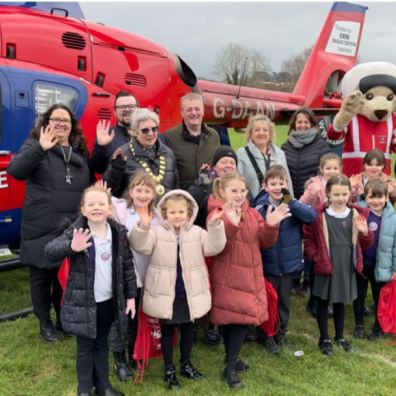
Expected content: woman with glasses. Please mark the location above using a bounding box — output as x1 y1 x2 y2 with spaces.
7 103 93 343
104 108 179 198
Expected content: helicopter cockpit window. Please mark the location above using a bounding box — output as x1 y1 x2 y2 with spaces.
34 83 78 123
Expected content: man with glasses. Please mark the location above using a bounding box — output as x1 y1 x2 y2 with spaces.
163 93 220 190
92 91 139 174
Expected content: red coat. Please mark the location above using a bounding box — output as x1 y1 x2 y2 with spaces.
207 196 279 326
327 114 396 177
303 203 373 276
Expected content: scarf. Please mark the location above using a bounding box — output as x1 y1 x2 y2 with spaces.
288 128 318 148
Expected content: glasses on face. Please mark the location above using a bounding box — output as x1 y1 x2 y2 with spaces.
49 117 71 125
140 126 159 135
115 104 138 111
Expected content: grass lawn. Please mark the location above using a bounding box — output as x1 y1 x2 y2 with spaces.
1 125 396 395
1 273 396 396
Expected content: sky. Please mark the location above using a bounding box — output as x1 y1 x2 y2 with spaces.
80 1 396 80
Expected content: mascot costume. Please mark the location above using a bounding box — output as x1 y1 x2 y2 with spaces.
327 62 396 177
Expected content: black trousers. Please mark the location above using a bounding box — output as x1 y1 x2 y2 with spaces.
353 266 384 329
109 288 141 359
161 322 195 367
76 299 114 393
316 299 345 341
29 266 62 324
266 274 293 334
223 324 248 373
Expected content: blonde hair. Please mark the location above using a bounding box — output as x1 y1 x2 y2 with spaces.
212 172 247 201
245 114 276 144
124 170 157 212
161 194 194 220
80 185 112 208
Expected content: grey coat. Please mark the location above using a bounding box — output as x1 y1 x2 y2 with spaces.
236 140 294 199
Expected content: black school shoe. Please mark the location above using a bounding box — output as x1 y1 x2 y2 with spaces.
223 357 250 372
353 324 365 339
223 369 245 389
318 339 333 356
180 361 204 380
40 320 60 343
368 327 384 341
94 387 124 396
164 364 181 390
334 338 352 352
263 337 280 354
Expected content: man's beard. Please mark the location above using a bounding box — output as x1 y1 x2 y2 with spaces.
118 118 131 128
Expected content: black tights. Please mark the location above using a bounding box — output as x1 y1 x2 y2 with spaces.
161 322 194 367
223 324 248 373
316 299 345 341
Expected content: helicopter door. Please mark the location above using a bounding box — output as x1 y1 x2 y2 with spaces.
0 67 16 245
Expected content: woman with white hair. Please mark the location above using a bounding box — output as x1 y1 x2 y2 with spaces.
104 108 179 197
236 114 293 200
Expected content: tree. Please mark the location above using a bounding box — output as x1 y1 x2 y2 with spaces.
279 46 312 90
213 43 272 87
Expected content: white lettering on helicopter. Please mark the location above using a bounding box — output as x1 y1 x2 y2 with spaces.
213 98 275 120
0 171 8 189
325 21 360 57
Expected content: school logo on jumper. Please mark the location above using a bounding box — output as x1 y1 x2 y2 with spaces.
101 252 111 261
369 221 378 232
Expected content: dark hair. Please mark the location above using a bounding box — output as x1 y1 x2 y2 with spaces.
362 149 386 171
31 103 88 155
288 107 318 134
325 174 351 195
264 165 288 184
364 179 388 198
114 90 139 108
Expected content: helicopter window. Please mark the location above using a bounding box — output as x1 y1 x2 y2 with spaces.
34 83 78 122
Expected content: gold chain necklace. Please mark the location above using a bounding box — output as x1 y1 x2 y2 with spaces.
129 142 166 195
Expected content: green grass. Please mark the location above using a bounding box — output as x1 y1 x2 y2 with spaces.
1 267 396 396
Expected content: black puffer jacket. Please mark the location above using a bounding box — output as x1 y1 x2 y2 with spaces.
281 134 331 199
7 138 92 268
44 216 137 339
104 137 179 197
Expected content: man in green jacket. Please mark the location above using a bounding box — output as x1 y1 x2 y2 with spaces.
163 93 220 190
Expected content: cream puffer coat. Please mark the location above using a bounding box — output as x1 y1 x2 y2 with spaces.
129 189 226 321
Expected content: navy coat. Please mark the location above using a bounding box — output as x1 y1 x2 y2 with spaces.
254 191 316 276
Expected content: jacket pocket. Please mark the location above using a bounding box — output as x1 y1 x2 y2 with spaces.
188 268 209 297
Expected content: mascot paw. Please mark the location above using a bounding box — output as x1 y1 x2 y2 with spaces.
334 90 364 130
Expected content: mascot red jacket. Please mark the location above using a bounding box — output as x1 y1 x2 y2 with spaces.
327 62 396 177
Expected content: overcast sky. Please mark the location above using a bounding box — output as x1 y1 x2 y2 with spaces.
80 2 396 79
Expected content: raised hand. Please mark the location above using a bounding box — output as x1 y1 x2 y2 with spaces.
266 203 291 226
96 120 114 146
310 178 323 194
136 206 152 226
70 228 92 252
39 125 58 151
95 179 112 194
208 207 224 225
354 214 369 236
224 201 241 226
125 298 136 319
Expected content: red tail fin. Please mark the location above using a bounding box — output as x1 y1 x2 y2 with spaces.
293 2 367 107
